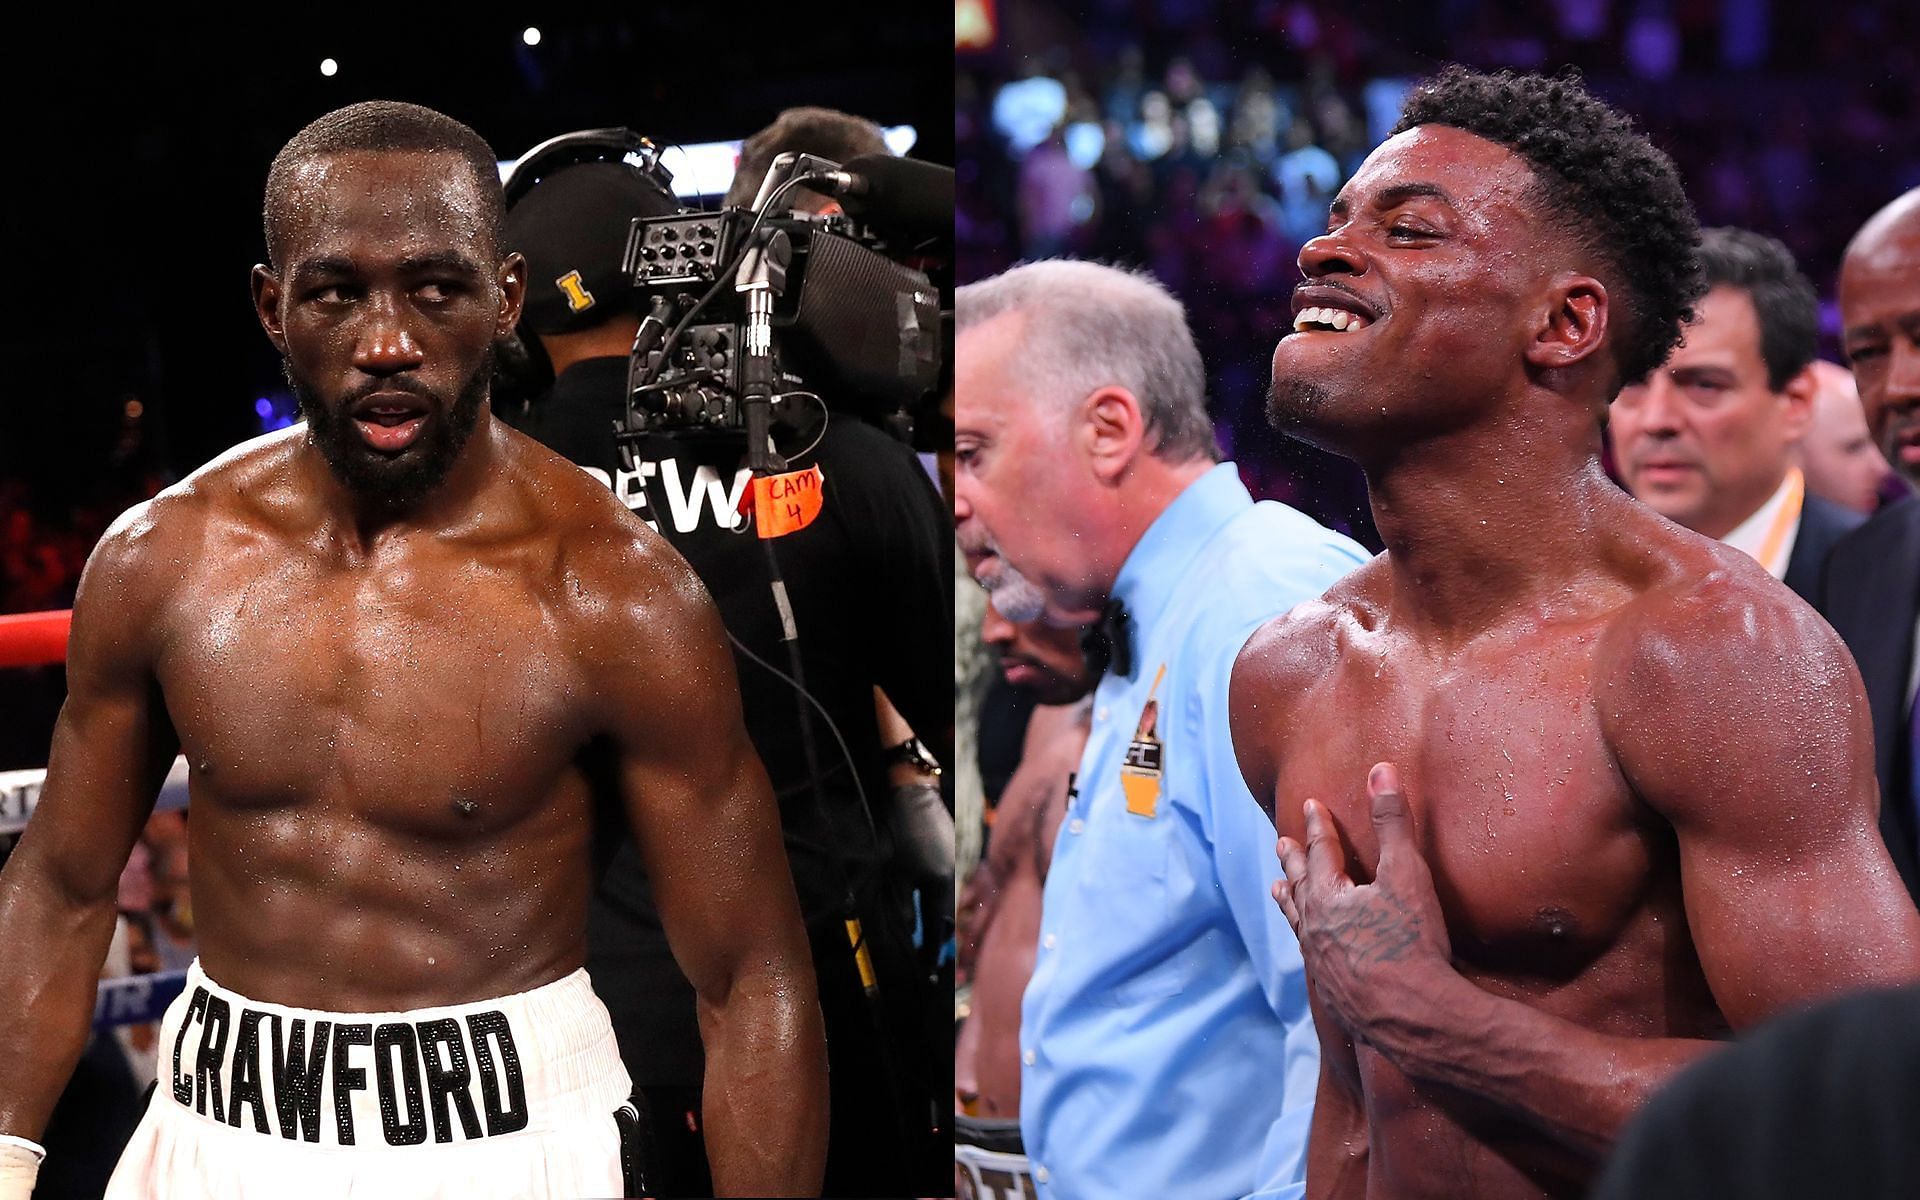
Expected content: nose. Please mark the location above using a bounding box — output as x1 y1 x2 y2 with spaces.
1628 376 1685 439
1298 225 1365 280
981 603 1014 648
352 294 425 377
1888 336 1920 411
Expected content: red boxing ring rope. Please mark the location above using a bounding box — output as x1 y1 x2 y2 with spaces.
0 607 189 834
0 606 192 1026
0 608 73 669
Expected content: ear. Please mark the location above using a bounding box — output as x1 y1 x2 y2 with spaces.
251 264 287 355
1079 386 1149 485
496 251 527 339
1526 274 1609 372
1779 361 1816 441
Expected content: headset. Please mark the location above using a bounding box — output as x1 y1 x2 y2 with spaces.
501 127 677 212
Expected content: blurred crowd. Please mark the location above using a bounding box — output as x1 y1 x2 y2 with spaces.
958 0 1920 543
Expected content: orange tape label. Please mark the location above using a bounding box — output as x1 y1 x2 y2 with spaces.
751 465 825 538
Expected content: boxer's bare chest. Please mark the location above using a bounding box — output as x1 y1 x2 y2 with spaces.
155 523 589 831
1274 610 1658 969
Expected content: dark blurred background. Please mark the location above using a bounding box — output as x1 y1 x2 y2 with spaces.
956 0 1920 547
0 12 949 766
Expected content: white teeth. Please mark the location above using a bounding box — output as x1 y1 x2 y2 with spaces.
1292 305 1371 333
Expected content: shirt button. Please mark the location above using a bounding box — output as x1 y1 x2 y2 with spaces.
1023 1049 1036 1066
1068 818 1085 835
1095 706 1108 723
1043 933 1057 949
1037 1165 1051 1184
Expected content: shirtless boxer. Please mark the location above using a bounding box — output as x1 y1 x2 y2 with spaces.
1229 68 1920 1198
954 600 1092 1119
0 101 826 1199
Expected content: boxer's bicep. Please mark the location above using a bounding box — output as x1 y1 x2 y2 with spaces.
0 512 176 1138
579 542 827 1191
7 510 175 910
1600 580 1920 1026
583 544 808 1003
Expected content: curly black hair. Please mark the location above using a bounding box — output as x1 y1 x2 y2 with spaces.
1393 66 1703 386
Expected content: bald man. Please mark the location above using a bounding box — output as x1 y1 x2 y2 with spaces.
1822 187 1920 906
1799 360 1896 515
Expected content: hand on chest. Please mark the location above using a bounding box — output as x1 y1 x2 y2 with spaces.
1277 651 1653 956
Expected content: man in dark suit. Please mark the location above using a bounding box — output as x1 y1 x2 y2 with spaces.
1610 227 1859 604
1822 187 1920 903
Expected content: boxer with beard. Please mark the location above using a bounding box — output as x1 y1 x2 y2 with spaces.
0 101 825 1200
1230 68 1920 1199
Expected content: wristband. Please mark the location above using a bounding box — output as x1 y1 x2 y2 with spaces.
0 1135 44 1200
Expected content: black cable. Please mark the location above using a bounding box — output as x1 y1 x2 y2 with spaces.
723 603 875 844
639 174 817 391
735 527 911 1148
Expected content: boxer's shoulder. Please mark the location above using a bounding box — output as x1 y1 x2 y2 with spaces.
529 462 723 686
1591 537 1861 816
1235 557 1385 694
76 439 272 605
1598 539 1845 693
107 424 314 559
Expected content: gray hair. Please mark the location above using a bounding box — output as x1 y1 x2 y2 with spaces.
955 259 1218 462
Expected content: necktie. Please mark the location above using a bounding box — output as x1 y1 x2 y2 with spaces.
1080 599 1133 679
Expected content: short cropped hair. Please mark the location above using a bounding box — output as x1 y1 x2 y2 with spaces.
264 100 505 270
1393 67 1704 386
1696 227 1819 391
724 106 890 210
956 260 1218 463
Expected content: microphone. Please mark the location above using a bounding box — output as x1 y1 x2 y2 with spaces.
807 154 954 243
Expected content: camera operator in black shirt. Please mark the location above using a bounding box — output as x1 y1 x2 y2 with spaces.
502 112 953 1196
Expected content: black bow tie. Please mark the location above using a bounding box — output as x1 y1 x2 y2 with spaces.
1081 599 1133 679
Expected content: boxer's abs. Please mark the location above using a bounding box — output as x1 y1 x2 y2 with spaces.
149 546 605 1012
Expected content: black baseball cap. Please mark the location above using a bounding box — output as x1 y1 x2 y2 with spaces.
506 160 679 335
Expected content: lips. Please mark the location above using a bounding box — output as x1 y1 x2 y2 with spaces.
1288 285 1382 336
1001 659 1041 687
1888 422 1920 465
349 392 431 454
1632 459 1699 488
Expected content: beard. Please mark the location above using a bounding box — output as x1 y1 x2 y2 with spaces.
958 520 1052 623
983 561 1050 624
1266 373 1334 430
290 348 493 509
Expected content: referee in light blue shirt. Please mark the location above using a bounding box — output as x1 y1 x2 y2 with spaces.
955 259 1370 1200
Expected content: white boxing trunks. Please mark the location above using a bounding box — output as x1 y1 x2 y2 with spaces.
955 1115 1036 1200
104 960 637 1200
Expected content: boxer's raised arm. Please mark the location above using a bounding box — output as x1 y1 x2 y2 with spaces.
0 504 179 1141
573 532 827 1197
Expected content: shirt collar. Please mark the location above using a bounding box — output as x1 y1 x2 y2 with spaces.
1110 462 1254 637
1719 467 1803 579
